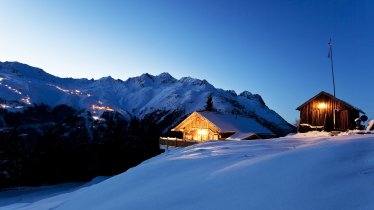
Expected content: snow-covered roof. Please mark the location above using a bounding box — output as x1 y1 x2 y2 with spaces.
198 111 274 138
227 132 258 140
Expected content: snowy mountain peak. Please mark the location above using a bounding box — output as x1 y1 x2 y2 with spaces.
226 90 237 96
0 61 294 135
240 91 266 106
179 76 199 84
179 77 213 88
139 73 154 81
157 72 177 83
98 76 114 81
239 90 253 97
0 61 55 81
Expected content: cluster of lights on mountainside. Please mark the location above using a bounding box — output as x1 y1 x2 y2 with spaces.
50 84 92 97
48 84 116 119
0 77 31 109
1 82 22 95
51 84 115 117
0 104 24 109
91 104 114 112
90 104 115 121
0 104 11 109
21 96 31 105
0 76 115 119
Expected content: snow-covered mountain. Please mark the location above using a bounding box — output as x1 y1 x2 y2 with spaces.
0 61 294 135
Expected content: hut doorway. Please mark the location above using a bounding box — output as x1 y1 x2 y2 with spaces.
312 109 325 126
335 110 349 130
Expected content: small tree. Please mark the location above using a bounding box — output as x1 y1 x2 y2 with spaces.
204 94 213 111
293 119 300 128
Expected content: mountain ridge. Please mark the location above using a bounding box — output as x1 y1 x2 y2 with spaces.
0 61 294 135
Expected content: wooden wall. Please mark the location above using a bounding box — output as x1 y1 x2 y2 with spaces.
299 94 359 131
173 113 221 141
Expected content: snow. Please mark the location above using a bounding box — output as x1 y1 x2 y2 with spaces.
2 134 374 210
199 111 274 136
0 177 108 209
228 132 258 139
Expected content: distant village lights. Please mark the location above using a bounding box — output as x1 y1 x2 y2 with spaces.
51 85 91 97
21 96 32 105
92 116 102 121
0 104 10 109
91 104 114 111
0 104 24 109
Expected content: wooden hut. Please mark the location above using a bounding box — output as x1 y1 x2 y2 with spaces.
296 91 365 131
171 111 275 142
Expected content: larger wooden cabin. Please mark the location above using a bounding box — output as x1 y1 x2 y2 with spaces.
296 91 365 131
171 111 275 142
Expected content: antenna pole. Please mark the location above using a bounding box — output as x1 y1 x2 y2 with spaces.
328 38 336 130
328 38 336 97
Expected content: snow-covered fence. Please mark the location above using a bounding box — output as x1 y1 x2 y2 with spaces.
159 137 197 148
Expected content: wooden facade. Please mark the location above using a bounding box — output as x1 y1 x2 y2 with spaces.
296 91 364 131
172 112 221 141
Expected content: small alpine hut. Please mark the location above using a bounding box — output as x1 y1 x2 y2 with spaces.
171 111 275 142
296 91 365 132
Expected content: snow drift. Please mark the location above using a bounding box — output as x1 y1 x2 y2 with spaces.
2 134 374 210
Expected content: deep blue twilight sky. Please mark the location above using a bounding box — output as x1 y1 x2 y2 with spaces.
1 0 373 123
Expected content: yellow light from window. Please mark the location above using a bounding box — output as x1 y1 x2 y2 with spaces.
198 129 207 136
318 102 327 109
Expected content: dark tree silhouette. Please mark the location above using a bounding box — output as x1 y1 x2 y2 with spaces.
204 94 213 111
0 104 162 189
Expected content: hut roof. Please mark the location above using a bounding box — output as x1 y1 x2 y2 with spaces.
296 91 365 114
198 111 274 137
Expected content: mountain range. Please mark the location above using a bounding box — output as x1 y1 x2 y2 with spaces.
0 61 294 135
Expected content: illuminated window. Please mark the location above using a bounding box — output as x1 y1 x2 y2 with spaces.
318 102 327 109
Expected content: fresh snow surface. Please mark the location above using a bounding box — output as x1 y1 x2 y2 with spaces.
1 134 374 210
0 177 108 209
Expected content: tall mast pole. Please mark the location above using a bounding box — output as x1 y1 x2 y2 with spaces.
328 38 336 97
328 38 336 130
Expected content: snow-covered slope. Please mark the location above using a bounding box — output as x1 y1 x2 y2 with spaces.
0 61 294 135
1 134 374 210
